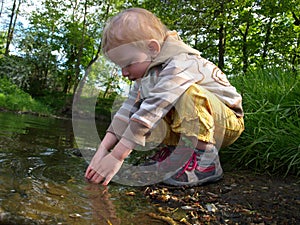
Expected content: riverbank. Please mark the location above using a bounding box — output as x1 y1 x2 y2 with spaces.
141 170 300 224
0 107 70 120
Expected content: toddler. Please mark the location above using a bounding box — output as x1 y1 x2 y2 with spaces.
85 8 244 186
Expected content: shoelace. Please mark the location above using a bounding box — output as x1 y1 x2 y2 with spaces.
176 152 198 178
151 147 172 162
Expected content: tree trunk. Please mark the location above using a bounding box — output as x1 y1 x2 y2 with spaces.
217 1 225 70
0 0 4 18
262 17 273 62
218 23 225 70
291 12 300 75
72 0 88 95
240 21 250 74
5 0 21 56
72 2 111 102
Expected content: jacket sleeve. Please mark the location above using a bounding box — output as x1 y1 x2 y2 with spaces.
121 56 202 146
106 82 139 139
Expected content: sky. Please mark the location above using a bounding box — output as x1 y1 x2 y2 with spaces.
1 1 33 54
0 0 42 31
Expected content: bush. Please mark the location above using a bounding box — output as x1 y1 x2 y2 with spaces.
0 77 51 114
35 91 72 114
222 68 300 176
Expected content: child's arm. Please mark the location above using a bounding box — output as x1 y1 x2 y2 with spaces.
85 82 139 185
98 131 119 152
106 82 140 137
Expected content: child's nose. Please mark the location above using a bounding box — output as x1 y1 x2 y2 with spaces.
122 68 129 77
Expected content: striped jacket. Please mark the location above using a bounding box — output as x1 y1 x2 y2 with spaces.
107 31 243 147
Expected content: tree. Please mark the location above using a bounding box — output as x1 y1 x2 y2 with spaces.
0 31 5 55
140 0 300 75
4 0 22 56
141 0 249 73
87 57 125 98
61 0 116 98
0 0 4 18
17 0 63 95
291 10 300 73
1 0 299 106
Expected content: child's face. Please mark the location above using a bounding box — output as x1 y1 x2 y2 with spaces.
106 42 152 81
121 61 151 81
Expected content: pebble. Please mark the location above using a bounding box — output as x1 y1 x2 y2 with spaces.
206 203 218 212
187 188 195 195
69 213 82 218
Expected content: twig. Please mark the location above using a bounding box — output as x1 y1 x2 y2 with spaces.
148 213 178 225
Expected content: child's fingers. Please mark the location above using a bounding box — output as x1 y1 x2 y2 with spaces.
85 149 110 178
85 166 95 179
94 173 105 184
86 170 104 184
85 166 106 184
102 175 113 186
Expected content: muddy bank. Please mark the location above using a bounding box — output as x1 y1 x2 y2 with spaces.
141 170 300 224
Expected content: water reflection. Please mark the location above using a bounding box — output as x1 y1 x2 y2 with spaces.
86 184 121 225
0 112 154 224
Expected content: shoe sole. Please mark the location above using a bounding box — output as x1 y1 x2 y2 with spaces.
162 173 223 187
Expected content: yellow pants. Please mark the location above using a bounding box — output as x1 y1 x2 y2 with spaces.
146 84 244 149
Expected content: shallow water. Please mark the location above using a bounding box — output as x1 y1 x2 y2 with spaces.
0 112 156 225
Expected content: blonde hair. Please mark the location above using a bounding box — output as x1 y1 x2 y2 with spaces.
102 8 169 54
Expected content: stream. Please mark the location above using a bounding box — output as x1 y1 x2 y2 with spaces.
0 111 156 225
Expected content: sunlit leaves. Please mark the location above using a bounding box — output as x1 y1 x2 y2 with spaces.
0 0 299 95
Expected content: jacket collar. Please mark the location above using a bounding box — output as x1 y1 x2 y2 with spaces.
144 31 200 75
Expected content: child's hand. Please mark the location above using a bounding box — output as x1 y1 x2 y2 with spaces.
85 153 124 185
85 147 109 181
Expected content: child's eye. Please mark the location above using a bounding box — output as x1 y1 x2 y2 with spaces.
122 61 134 68
122 64 131 69
120 60 139 69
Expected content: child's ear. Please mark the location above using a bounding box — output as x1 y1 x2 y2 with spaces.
148 40 161 57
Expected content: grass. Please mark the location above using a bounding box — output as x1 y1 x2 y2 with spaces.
222 68 300 176
0 77 52 115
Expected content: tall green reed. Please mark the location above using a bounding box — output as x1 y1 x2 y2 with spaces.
223 68 300 176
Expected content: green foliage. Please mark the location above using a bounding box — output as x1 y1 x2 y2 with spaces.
0 31 5 55
1 0 299 96
35 91 73 114
139 0 300 74
88 56 126 98
0 77 51 114
95 96 116 119
222 69 300 176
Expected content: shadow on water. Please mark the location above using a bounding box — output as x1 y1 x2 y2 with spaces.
0 112 156 225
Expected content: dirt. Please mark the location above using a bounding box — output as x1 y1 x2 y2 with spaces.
142 170 300 225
